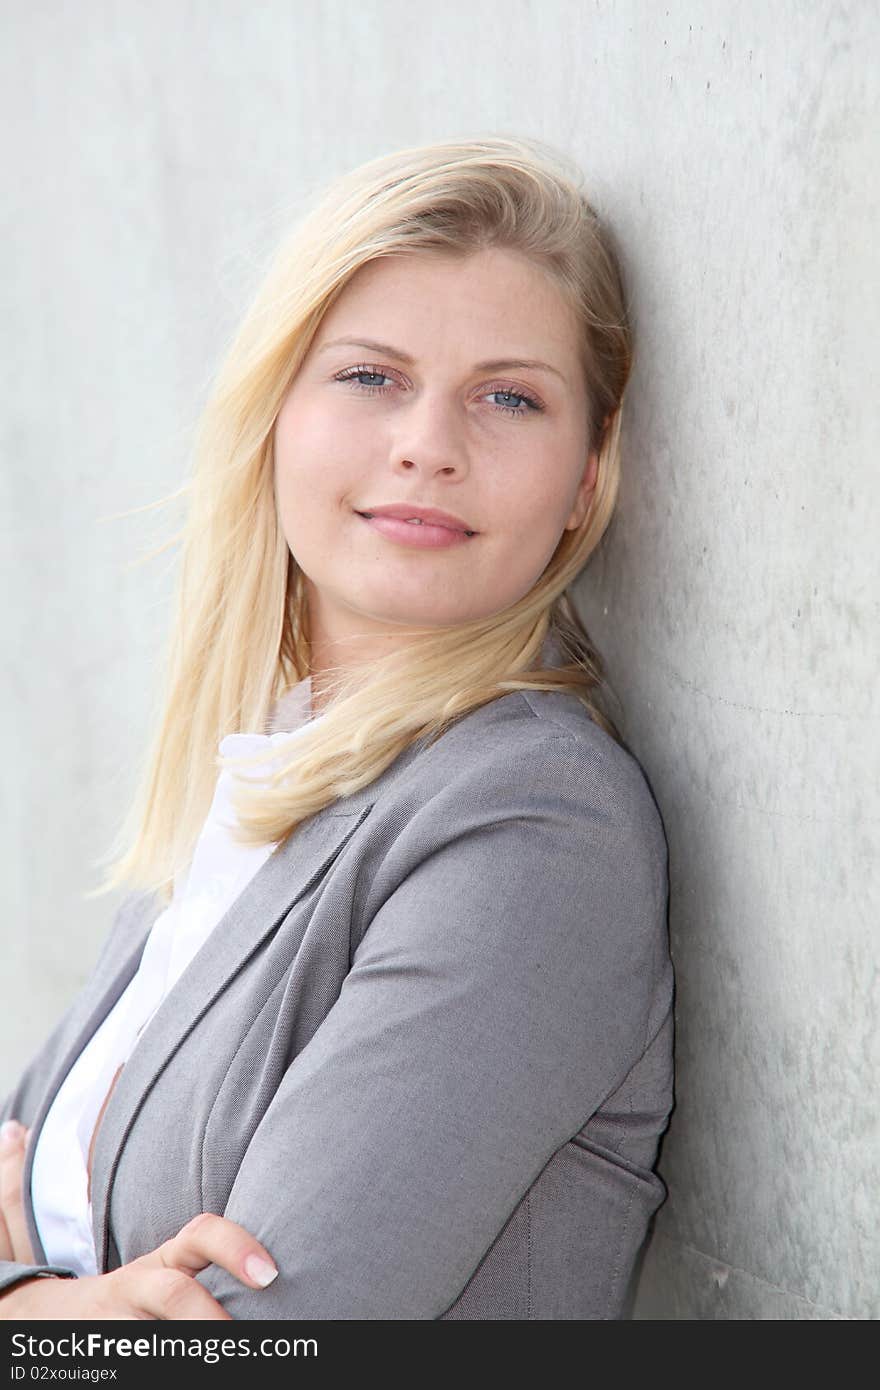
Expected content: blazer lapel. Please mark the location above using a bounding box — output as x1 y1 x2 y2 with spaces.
88 798 375 1273
24 676 521 1270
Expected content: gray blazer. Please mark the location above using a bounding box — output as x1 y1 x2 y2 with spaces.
1 681 674 1319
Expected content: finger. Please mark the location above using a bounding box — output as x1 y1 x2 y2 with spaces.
138 1212 279 1290
115 1266 234 1321
0 1121 36 1264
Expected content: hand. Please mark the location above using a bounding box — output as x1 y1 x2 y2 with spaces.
0 1211 280 1320
0 1120 36 1264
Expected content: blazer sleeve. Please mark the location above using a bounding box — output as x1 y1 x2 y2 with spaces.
193 731 669 1319
0 1263 76 1298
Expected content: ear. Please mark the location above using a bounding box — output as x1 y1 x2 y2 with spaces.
563 448 600 532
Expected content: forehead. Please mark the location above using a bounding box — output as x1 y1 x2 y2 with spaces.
315 247 583 370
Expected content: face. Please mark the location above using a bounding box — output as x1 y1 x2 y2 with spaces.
273 245 599 674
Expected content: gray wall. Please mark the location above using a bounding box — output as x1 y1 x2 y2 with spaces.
3 2 876 1319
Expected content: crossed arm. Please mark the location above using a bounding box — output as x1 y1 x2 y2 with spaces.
2 734 666 1319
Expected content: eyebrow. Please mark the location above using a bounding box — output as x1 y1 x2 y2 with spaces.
317 337 567 384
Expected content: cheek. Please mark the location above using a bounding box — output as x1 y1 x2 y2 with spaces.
274 408 343 518
495 467 572 551
275 393 372 498
275 399 325 480
273 423 366 582
479 469 575 596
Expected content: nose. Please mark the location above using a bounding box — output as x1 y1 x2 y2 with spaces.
389 391 471 479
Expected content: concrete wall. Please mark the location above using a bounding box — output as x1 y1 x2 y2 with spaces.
3 2 876 1318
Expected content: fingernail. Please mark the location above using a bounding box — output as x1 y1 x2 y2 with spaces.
0 1120 24 1146
244 1253 279 1287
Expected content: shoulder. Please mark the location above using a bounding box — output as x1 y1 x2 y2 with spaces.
360 687 668 898
350 689 670 1005
412 687 664 845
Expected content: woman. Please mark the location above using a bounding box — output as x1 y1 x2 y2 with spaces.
0 135 674 1320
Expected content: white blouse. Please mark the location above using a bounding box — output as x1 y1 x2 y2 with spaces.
30 677 321 1276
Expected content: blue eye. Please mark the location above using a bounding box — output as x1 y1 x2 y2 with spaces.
334 367 393 392
487 389 543 418
333 365 544 419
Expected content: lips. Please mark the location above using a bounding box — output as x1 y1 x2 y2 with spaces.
354 508 476 550
354 503 477 535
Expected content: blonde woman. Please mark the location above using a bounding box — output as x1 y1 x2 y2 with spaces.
0 136 674 1320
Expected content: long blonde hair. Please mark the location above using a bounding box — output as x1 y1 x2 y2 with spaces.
90 135 634 906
